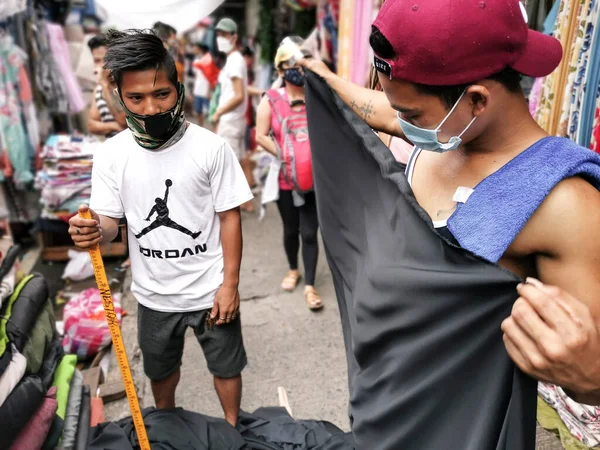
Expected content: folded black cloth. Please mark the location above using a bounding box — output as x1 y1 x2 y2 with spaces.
74 384 90 450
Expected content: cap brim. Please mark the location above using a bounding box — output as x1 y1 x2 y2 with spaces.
511 29 563 78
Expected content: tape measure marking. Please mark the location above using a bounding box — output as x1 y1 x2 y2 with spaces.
80 210 150 450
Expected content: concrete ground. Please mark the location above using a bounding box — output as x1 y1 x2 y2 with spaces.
104 199 564 449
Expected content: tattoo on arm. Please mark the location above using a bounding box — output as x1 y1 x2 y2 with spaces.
350 100 374 121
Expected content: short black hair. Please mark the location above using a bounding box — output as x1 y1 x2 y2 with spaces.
195 43 209 54
153 22 177 42
104 29 178 89
242 46 255 58
369 26 523 108
88 33 108 51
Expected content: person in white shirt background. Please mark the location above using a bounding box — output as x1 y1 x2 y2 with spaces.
67 29 253 427
211 18 254 212
192 43 211 126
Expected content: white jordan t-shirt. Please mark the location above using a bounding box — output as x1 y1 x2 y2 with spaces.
90 124 253 312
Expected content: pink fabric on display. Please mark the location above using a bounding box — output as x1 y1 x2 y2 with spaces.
351 0 374 88
45 23 86 113
10 386 58 450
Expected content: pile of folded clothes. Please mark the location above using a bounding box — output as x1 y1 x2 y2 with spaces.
0 260 99 450
35 134 99 222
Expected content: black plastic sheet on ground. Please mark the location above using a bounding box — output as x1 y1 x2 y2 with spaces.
304 71 536 450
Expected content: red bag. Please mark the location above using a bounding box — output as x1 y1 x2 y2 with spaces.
266 89 313 192
193 53 220 88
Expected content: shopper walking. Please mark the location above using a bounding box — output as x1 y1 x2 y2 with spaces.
211 18 254 213
256 37 322 310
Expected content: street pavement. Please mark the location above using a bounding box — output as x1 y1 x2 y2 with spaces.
103 197 563 449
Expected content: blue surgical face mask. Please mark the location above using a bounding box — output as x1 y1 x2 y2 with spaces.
397 91 477 153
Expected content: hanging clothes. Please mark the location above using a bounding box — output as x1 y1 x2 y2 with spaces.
527 0 558 32
567 0 599 142
558 0 594 137
45 23 85 114
0 34 34 186
29 16 69 115
0 0 27 21
534 0 600 151
536 0 581 133
592 101 600 152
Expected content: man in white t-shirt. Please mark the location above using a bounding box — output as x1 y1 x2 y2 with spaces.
68 29 253 427
211 18 248 161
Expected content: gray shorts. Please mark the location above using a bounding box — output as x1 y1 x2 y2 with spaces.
218 119 246 160
137 303 247 381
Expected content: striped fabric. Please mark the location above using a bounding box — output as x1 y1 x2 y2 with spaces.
95 86 118 138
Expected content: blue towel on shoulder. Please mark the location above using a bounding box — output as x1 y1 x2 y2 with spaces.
447 137 600 264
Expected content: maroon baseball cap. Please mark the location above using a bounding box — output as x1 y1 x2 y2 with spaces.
372 0 563 86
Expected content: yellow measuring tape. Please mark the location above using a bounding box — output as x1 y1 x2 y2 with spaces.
80 210 150 450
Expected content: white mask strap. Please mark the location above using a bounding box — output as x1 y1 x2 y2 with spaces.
436 89 468 131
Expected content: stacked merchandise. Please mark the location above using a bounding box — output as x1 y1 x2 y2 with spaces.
531 0 600 152
1 1 88 240
315 0 340 71
0 248 102 449
35 134 98 222
0 269 66 449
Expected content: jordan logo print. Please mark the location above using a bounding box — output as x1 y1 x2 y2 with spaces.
136 179 202 239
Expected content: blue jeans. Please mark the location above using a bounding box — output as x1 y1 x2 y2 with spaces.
193 96 209 115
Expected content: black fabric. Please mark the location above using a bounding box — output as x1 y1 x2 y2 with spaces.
238 407 353 449
75 384 91 450
436 225 460 246
42 414 65 450
304 72 537 450
5 274 50 351
40 338 64 391
276 190 320 285
88 407 246 450
0 336 63 448
0 343 12 376
0 375 45 448
0 244 21 283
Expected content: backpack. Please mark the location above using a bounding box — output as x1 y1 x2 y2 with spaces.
265 89 313 193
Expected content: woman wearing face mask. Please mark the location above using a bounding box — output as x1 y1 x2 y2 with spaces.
255 37 323 311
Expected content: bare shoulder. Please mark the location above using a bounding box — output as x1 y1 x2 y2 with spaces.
524 176 600 255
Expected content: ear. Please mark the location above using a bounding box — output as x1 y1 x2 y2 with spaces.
466 84 489 118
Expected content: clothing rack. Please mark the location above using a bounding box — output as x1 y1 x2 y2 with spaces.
531 0 600 153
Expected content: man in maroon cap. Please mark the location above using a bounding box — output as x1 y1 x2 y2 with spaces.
302 0 600 438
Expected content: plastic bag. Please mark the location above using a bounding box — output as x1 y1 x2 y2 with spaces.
62 250 94 281
62 288 122 360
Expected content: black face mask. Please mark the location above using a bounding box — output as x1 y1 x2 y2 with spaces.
140 108 177 139
284 68 305 87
